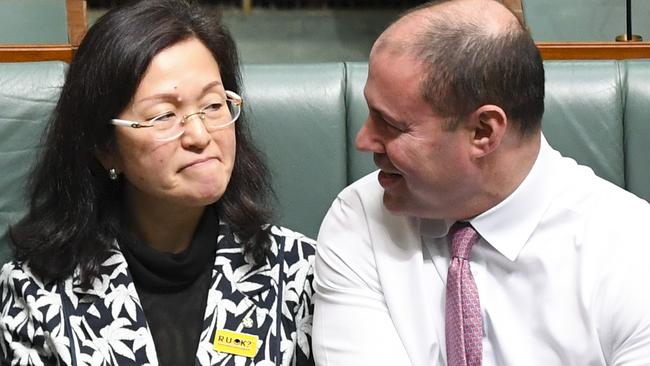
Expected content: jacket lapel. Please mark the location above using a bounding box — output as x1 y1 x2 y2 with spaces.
67 242 158 365
196 222 278 365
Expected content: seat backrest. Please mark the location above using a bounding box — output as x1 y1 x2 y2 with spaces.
623 60 650 201
242 64 348 239
345 60 642 194
2 60 650 264
542 61 625 188
0 61 66 261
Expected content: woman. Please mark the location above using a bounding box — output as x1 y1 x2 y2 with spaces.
0 1 315 365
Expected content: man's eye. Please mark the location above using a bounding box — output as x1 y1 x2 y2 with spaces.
384 119 404 132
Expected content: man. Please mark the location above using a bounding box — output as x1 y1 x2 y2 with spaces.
312 0 650 365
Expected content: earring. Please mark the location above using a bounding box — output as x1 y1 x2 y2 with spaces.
108 168 118 181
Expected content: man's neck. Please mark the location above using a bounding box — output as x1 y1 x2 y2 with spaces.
457 131 542 221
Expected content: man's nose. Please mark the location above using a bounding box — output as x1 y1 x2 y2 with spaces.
355 117 385 153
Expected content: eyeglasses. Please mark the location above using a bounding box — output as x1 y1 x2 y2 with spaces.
111 90 242 141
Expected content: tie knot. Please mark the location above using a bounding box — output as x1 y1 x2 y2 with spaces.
449 222 480 260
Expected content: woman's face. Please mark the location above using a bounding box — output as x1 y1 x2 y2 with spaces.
102 38 236 211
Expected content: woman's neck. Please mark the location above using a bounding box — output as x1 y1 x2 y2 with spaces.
125 191 206 253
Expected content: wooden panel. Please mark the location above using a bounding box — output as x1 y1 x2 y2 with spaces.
243 0 253 15
66 0 87 47
0 45 74 63
537 42 650 60
0 1 85 63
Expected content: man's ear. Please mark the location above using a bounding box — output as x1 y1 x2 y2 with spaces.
467 105 507 158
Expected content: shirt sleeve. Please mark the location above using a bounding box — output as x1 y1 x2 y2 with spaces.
313 194 410 366
594 247 650 366
588 198 650 366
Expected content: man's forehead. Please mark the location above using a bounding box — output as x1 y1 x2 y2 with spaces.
372 12 428 56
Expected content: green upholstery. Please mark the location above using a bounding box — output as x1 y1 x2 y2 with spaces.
0 61 66 261
345 61 632 188
543 61 625 187
2 60 650 264
345 62 374 182
242 64 348 239
624 61 650 201
0 0 68 44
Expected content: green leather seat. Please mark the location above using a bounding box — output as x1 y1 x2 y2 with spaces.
345 61 629 188
543 61 625 188
242 63 348 239
624 60 650 200
2 60 650 264
345 62 375 183
0 61 66 261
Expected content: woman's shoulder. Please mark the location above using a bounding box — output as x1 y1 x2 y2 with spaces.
1 260 60 317
265 225 316 263
2 260 36 287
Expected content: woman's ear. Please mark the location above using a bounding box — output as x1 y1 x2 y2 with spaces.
95 145 120 173
467 105 507 158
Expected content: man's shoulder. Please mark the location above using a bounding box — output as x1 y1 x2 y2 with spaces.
547 159 650 244
560 161 650 218
588 177 650 222
328 170 400 225
320 170 417 245
337 170 382 202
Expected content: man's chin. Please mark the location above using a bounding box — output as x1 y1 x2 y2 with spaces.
381 191 410 215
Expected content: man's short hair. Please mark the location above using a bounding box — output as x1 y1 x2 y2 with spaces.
408 1 545 135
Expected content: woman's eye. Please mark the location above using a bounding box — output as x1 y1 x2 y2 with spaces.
150 112 176 123
203 102 223 113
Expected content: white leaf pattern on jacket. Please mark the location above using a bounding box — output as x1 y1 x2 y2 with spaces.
0 221 315 366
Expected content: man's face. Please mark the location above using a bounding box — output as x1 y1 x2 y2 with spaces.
356 49 476 219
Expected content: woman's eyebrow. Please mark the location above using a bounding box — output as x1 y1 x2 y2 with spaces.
135 80 224 105
201 80 223 94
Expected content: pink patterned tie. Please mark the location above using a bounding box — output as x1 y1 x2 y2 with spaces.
445 222 482 366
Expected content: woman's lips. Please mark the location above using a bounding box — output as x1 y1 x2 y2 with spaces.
179 157 217 171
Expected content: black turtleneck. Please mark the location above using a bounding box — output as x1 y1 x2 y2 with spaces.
120 207 218 366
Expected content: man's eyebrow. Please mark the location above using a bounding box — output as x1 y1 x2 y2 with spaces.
368 104 401 126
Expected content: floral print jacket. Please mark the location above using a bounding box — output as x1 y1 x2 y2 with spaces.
0 223 315 366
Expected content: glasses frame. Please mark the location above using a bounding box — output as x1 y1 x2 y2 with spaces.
110 90 243 141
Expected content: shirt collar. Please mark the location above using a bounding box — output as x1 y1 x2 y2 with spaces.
470 135 558 261
419 134 559 261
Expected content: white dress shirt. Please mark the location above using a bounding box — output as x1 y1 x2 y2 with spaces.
314 135 650 366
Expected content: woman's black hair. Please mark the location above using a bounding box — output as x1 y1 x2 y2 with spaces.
10 0 273 288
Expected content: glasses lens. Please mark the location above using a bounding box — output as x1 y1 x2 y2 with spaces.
147 92 242 141
204 99 240 130
151 113 184 141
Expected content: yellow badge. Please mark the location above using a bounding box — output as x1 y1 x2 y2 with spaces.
213 329 258 358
